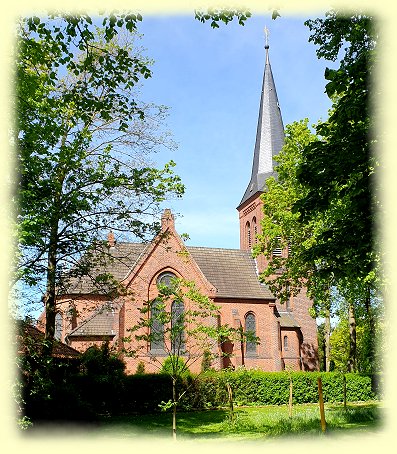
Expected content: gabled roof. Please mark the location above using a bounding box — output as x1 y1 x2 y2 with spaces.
67 302 119 338
188 247 274 300
17 321 81 359
238 47 284 208
64 241 274 301
65 242 147 294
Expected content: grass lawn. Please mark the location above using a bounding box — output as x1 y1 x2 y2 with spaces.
88 401 383 441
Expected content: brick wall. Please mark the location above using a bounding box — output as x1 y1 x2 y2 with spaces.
43 210 318 374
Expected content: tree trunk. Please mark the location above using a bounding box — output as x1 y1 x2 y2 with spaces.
347 301 357 372
172 378 177 441
364 285 375 371
43 160 65 355
43 220 59 356
324 305 331 372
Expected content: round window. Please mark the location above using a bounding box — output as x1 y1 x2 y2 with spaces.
157 271 176 287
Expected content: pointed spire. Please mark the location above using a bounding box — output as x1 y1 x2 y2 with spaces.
238 34 284 208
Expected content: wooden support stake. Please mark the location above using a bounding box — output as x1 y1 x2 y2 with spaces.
226 382 234 423
317 376 326 433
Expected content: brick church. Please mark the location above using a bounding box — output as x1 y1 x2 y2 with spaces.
40 45 319 374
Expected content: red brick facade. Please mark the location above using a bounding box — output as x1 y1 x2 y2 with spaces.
39 208 318 374
238 190 319 372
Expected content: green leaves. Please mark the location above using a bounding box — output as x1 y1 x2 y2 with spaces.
14 14 184 332
296 12 378 288
194 8 252 28
254 119 323 303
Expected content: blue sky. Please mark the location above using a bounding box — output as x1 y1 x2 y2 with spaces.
136 14 333 249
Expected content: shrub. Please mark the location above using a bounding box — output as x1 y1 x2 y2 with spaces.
182 370 377 409
135 361 145 375
160 355 191 378
120 374 172 413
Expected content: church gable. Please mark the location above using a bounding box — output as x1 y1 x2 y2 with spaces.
123 209 217 299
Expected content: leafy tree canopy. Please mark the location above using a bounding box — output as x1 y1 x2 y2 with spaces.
294 11 379 289
14 13 184 341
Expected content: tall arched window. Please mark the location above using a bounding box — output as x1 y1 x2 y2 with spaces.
171 300 185 354
246 221 251 248
54 312 63 340
245 312 257 355
283 335 289 351
150 299 165 351
150 271 177 352
252 217 257 244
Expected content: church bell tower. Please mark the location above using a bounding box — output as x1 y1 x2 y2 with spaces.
237 35 284 274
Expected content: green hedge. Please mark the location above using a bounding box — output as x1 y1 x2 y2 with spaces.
24 368 379 420
182 370 378 409
84 370 378 414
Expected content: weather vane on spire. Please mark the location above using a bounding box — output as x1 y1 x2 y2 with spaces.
264 26 270 49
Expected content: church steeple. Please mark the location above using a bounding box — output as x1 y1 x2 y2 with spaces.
237 33 285 255
237 39 284 209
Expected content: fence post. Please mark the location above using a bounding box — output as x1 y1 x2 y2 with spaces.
317 376 326 433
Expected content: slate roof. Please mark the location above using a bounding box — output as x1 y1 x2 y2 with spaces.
17 321 81 359
65 242 147 294
238 47 285 208
188 247 274 300
67 302 119 338
277 311 300 328
64 242 274 301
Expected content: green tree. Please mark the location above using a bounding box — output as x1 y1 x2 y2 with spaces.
254 120 328 300
329 284 383 374
295 11 379 292
14 14 184 349
253 119 338 369
329 318 349 373
126 277 252 440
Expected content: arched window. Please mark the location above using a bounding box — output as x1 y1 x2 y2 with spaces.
252 217 257 244
54 312 63 340
171 300 185 354
246 221 251 248
283 335 289 351
245 312 257 355
150 299 165 351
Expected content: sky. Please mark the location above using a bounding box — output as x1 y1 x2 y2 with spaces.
135 14 333 249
